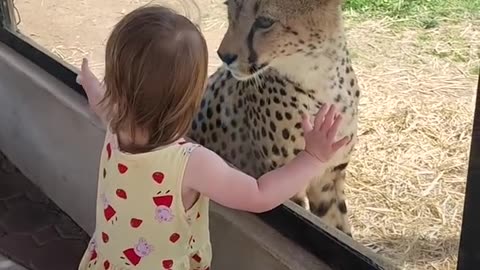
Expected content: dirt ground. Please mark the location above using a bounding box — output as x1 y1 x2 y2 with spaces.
14 0 227 76
12 0 480 269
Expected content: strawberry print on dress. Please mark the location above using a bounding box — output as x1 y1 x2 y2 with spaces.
162 259 174 269
103 260 110 270
117 163 128 174
152 171 165 184
106 143 112 160
169 233 180 243
77 136 211 269
192 253 202 263
130 218 143 228
101 232 109 243
116 189 127 199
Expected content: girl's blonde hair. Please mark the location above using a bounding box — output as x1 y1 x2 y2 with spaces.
101 5 208 152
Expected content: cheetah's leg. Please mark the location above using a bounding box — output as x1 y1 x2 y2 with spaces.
291 190 310 211
306 164 352 237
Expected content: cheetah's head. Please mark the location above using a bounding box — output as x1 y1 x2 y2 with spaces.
218 0 343 80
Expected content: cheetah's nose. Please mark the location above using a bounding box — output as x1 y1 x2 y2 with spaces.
217 51 238 65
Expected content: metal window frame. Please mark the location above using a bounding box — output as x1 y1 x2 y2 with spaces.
1 1 479 269
0 0 16 31
456 74 480 270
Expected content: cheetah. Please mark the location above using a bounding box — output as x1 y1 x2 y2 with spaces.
189 0 360 236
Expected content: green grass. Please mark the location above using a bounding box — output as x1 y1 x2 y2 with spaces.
343 0 480 28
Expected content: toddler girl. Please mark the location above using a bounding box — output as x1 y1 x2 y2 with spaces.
76 5 348 270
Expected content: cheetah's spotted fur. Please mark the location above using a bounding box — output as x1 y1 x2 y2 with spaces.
189 0 359 236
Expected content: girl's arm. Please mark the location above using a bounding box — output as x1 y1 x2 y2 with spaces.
184 104 349 213
185 146 325 213
76 58 107 125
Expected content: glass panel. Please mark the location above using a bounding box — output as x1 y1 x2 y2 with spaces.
14 0 225 77
12 0 480 269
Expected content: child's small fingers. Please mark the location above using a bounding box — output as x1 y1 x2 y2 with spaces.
301 113 313 133
319 104 336 132
327 114 343 140
82 58 88 68
76 74 82 85
331 136 349 152
313 105 329 129
81 58 93 76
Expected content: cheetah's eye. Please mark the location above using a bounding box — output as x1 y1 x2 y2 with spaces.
254 16 275 29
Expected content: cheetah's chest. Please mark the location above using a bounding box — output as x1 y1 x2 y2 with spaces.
238 72 358 175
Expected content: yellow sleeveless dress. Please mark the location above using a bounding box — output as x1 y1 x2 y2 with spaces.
78 131 211 270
